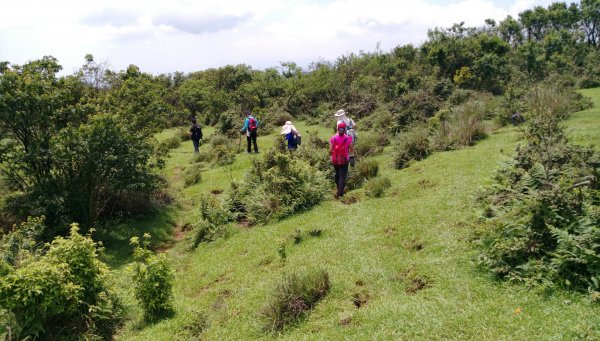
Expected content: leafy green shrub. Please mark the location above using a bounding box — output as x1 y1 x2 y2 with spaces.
227 149 329 225
192 133 236 166
365 176 392 198
347 158 379 190
178 127 191 142
0 224 121 340
262 268 330 332
162 135 181 150
183 166 202 187
0 216 44 268
130 234 175 322
393 125 431 169
477 86 600 293
432 99 487 150
191 195 234 247
352 131 389 157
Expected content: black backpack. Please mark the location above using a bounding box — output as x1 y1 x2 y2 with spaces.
190 124 203 140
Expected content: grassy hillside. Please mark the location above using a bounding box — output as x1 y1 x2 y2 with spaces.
112 89 600 340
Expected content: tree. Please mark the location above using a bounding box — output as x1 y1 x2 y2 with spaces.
580 0 600 46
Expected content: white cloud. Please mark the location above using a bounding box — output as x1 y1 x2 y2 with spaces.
0 0 569 75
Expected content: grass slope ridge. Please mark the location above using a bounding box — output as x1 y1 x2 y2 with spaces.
116 91 600 340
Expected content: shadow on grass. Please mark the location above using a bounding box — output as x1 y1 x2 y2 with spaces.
97 206 178 269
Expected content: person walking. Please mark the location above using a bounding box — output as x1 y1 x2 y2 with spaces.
280 121 301 151
240 110 259 153
188 118 203 153
330 122 353 199
334 109 357 166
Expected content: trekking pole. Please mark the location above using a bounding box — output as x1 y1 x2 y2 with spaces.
238 133 242 153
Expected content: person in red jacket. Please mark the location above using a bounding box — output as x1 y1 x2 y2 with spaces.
329 122 353 199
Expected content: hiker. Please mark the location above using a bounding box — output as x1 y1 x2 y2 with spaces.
334 109 357 166
240 110 259 153
280 121 301 151
511 111 524 126
188 118 203 153
330 122 353 199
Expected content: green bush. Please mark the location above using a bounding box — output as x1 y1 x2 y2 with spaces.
347 158 379 190
130 234 175 322
352 131 389 157
393 125 431 169
227 149 329 225
365 176 392 198
162 135 181 150
191 133 236 166
432 99 487 150
477 86 600 293
262 268 330 332
191 195 234 247
183 166 202 187
0 216 44 268
0 224 121 340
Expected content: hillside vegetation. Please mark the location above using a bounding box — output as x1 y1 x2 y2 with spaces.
2 1 600 339
111 88 600 340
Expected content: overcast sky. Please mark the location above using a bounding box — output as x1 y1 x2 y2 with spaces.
0 0 563 75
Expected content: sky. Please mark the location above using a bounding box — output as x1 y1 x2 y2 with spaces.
0 0 564 75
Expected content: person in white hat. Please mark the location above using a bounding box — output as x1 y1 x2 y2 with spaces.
280 121 300 150
334 109 356 165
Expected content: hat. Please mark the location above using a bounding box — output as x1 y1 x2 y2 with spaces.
337 122 346 129
244 110 251 116
335 109 346 117
281 121 297 135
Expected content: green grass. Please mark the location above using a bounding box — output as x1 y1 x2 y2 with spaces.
112 91 600 340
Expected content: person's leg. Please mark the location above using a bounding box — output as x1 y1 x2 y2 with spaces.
334 165 341 196
247 134 251 153
193 139 199 153
338 163 349 197
252 131 259 153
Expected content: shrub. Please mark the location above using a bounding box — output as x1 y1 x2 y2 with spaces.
393 125 431 169
177 127 191 142
0 224 121 340
191 195 234 247
352 132 389 157
130 234 175 322
0 216 45 268
229 150 329 225
365 177 392 198
347 158 379 190
183 166 202 187
262 268 330 332
192 133 236 166
476 86 600 292
432 99 487 150
162 135 181 150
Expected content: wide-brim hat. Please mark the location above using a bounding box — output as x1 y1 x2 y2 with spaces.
334 109 346 117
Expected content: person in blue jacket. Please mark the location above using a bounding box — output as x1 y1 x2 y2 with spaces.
280 121 300 151
240 110 259 153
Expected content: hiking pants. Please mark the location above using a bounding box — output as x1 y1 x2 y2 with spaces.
334 163 349 197
192 138 200 153
247 131 258 153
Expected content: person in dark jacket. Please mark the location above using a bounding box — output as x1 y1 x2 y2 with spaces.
188 118 203 153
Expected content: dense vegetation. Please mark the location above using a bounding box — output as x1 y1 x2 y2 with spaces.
1 1 600 339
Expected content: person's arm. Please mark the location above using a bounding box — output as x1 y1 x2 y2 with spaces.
241 118 249 132
329 139 334 155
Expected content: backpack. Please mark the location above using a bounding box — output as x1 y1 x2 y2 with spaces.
191 124 202 140
331 135 349 166
248 117 257 132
